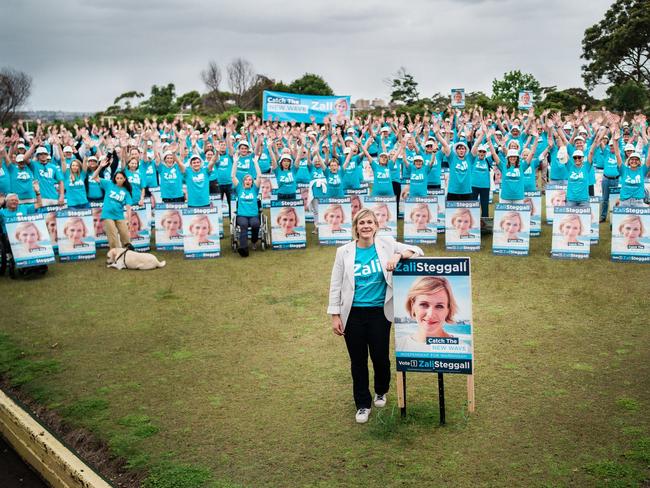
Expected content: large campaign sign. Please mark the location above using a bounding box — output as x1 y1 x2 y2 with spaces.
393 257 474 374
262 90 351 124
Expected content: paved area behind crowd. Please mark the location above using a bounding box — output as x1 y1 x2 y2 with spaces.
0 435 47 488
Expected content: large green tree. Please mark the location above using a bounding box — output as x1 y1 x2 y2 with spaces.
288 73 333 96
386 67 419 104
492 70 541 106
607 80 649 110
581 0 650 89
141 83 177 115
540 87 599 113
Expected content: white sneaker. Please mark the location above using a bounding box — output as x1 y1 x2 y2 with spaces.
355 408 371 424
374 393 387 408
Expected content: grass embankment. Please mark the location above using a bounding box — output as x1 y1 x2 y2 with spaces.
1 221 649 487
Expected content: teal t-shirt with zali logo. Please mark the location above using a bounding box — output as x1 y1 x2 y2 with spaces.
352 244 387 307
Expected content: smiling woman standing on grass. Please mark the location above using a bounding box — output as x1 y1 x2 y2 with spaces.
328 208 423 424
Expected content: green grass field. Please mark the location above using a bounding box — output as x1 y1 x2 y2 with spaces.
1 220 649 488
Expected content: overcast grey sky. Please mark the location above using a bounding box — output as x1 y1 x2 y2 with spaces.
0 0 612 112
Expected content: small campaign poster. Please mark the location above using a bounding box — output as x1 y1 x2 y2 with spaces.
429 188 446 233
260 174 278 209
492 203 531 256
445 201 481 251
270 199 306 250
5 214 55 268
318 197 352 245
182 206 221 259
128 204 152 251
611 207 650 263
524 191 542 237
90 202 108 249
451 88 465 109
393 257 474 374
346 186 368 224
42 205 63 253
209 195 225 238
545 183 567 224
518 90 534 110
362 196 397 239
589 196 601 244
56 208 96 261
155 203 186 251
551 206 591 259
403 197 438 245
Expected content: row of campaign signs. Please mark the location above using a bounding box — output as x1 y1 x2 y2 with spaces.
5 186 649 269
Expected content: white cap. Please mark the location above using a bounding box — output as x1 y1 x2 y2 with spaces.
380 126 390 132
563 123 572 130
280 154 293 162
189 154 202 161
346 128 355 134
454 141 468 150
343 148 351 155
238 141 250 148
36 147 48 155
624 143 635 151
628 152 642 161
478 144 488 152
344 136 353 142
578 127 588 134
16 143 26 150
574 136 585 142
506 149 520 158
572 150 584 158
414 155 424 161
16 154 25 163
63 146 73 153
425 139 435 146
161 133 169 139
162 150 173 158
494 130 502 136
88 155 98 161
379 152 389 157
511 125 521 131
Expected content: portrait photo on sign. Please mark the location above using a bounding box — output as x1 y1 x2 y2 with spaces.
492 204 530 255
403 198 438 244
156 204 185 250
5 215 55 267
445 202 480 250
182 208 221 258
363 196 397 239
56 210 96 261
317 198 352 244
611 208 650 262
271 200 306 249
393 258 473 374
551 207 591 258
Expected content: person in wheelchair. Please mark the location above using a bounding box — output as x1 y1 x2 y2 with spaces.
231 156 263 257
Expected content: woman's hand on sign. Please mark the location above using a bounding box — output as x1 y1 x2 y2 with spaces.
386 253 401 272
332 316 344 336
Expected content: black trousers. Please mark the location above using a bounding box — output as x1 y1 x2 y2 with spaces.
344 307 391 409
447 192 473 202
472 186 490 218
392 181 401 210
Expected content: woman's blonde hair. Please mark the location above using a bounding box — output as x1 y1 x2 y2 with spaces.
451 208 474 228
324 204 345 223
14 222 42 241
159 209 182 228
559 214 584 235
618 215 644 236
409 203 432 223
352 207 378 240
499 211 523 231
189 214 214 235
405 276 457 324
276 206 300 227
63 217 88 238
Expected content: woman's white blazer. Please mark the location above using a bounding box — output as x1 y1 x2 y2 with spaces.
327 236 424 329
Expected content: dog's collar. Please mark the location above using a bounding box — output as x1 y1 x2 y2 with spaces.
115 249 130 269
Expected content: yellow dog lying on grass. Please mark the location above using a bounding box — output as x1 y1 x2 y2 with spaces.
106 247 166 270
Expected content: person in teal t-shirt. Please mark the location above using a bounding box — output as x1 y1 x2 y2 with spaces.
92 158 133 250
231 155 263 257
